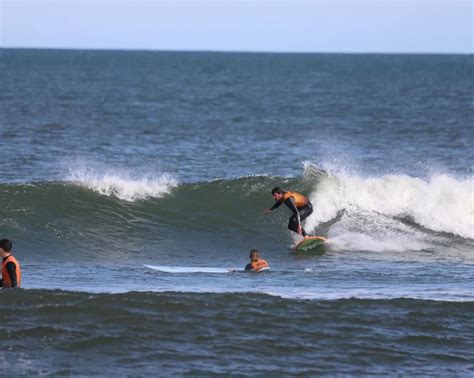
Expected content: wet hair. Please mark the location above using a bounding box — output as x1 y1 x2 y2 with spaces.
271 187 284 195
249 249 260 258
0 239 12 252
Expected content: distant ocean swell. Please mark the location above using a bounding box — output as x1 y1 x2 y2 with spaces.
1 290 473 376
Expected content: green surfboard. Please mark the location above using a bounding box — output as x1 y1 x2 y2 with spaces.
295 236 327 252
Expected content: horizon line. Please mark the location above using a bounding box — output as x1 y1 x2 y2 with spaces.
1 46 472 56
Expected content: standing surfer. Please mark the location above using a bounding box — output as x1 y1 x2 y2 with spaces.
265 187 313 239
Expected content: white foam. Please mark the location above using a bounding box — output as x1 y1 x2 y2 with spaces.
305 172 474 242
66 164 178 202
328 229 428 252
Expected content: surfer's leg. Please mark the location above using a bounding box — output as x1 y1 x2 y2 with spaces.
288 215 299 233
299 204 313 221
288 215 309 237
299 205 313 238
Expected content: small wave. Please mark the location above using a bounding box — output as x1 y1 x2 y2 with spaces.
1 289 472 376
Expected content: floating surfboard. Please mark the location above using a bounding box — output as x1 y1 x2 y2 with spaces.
253 266 270 272
294 236 327 252
144 264 241 274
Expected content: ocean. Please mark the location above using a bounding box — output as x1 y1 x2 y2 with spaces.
0 49 473 375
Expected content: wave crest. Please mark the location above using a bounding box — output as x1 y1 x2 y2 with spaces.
66 166 178 201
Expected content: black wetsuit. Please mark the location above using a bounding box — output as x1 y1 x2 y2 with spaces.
271 196 313 236
0 257 18 288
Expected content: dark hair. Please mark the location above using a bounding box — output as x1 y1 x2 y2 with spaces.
271 187 284 195
0 239 12 252
249 249 260 258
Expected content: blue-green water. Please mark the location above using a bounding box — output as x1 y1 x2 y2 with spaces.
0 49 473 375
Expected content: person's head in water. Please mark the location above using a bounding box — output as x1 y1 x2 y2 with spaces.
271 187 285 202
249 249 261 262
0 239 12 257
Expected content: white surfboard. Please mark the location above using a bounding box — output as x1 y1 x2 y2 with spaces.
144 264 242 274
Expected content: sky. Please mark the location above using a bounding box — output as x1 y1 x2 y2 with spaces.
0 0 472 53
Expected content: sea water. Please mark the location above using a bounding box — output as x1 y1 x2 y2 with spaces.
0 50 473 375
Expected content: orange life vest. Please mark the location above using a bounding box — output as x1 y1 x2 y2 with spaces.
2 255 21 288
283 191 309 208
250 259 270 272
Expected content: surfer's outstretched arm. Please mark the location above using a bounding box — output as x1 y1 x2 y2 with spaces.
267 199 283 212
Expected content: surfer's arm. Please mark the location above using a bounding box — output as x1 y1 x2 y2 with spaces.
5 262 17 288
244 263 252 271
269 200 283 211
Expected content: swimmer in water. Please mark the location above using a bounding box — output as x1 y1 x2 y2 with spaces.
244 249 270 272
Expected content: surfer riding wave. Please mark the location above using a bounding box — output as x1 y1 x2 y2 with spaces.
265 187 313 239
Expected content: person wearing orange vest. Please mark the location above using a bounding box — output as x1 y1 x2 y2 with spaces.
265 187 313 239
0 239 21 289
244 249 270 272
